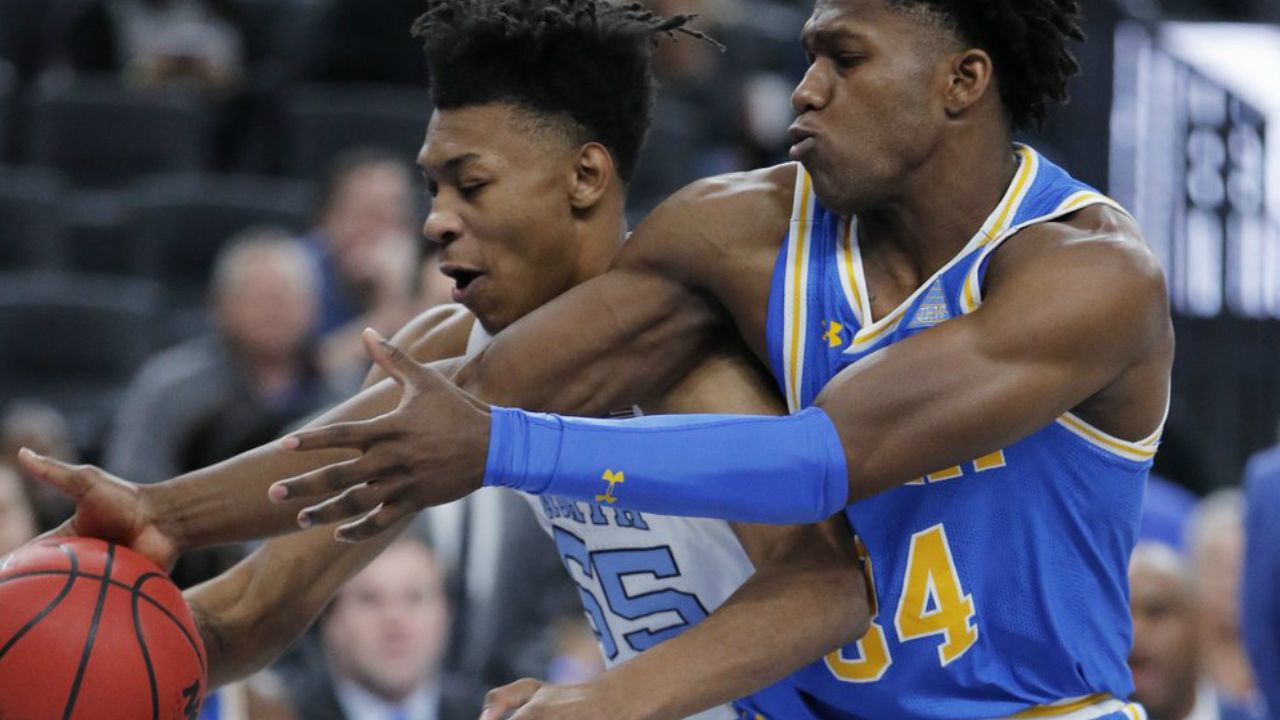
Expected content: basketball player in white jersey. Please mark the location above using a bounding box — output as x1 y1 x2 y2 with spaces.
16 3 868 718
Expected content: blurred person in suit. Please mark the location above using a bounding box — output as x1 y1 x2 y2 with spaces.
287 535 482 720
1129 543 1263 720
105 229 339 485
1242 445 1280 717
1187 491 1262 714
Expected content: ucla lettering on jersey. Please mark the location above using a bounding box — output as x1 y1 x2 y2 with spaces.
765 145 1158 720
465 322 809 720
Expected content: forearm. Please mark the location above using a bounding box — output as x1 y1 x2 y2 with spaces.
149 356 465 551
185 516 412 688
590 540 867 720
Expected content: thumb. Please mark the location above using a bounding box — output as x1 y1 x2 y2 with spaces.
16 448 95 500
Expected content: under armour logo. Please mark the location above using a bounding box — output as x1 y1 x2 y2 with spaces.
823 320 845 348
595 469 625 504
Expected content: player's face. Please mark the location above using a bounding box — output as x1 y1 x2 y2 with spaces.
322 542 449 700
419 105 586 334
790 0 957 214
1128 558 1199 718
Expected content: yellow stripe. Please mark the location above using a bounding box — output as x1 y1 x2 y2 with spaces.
959 147 1038 311
787 172 813 410
1057 413 1158 460
1123 705 1141 720
1012 694 1111 718
842 219 863 321
981 145 1037 245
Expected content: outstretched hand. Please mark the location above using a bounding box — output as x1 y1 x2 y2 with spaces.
479 679 611 720
270 328 491 542
14 449 180 571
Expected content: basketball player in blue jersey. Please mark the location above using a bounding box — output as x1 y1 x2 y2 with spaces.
16 2 866 719
22 0 1175 717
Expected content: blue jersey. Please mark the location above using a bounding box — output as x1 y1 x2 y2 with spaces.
764 145 1157 720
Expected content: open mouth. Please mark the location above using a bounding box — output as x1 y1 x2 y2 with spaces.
440 264 485 302
450 269 482 291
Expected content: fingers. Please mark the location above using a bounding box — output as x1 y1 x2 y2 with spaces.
280 416 390 454
334 498 413 543
16 448 96 499
480 679 544 720
269 457 375 505
363 328 430 393
297 480 394 528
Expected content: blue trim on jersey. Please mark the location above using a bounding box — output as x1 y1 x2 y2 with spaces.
763 146 1153 719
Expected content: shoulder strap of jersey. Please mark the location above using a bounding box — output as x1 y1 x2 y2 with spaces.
779 164 818 413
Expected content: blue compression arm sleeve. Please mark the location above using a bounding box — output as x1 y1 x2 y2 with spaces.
482 406 850 525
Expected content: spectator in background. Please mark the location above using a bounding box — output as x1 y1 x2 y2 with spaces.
286 536 483 720
1187 491 1262 714
63 0 247 95
1242 446 1280 717
0 400 77 531
105 229 338 485
1129 543 1263 720
305 149 422 387
0 464 37 556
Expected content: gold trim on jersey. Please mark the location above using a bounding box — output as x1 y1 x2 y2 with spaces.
1009 694 1145 720
949 183 1164 461
783 165 818 412
1055 412 1161 462
835 217 865 325
841 145 1038 355
959 188 1130 314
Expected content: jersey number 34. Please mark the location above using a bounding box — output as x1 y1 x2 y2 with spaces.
826 523 978 682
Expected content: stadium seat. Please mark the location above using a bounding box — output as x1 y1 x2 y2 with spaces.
125 172 313 306
25 76 209 187
283 84 431 178
0 59 13 161
0 271 161 446
0 165 67 270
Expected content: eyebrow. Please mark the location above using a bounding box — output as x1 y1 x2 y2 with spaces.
802 26 869 52
420 152 483 178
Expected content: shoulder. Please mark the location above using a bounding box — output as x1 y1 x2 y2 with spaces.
986 204 1169 335
618 163 798 280
390 303 475 364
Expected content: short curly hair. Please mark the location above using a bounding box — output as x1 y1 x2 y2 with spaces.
892 0 1085 130
412 0 713 182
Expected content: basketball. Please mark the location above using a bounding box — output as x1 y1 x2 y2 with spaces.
0 537 206 720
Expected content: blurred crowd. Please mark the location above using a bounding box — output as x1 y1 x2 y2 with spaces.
2 0 1279 719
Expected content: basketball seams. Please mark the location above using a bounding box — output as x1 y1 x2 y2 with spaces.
0 544 79 665
62 542 116 720
131 573 164 720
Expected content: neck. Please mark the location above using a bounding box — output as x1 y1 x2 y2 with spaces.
570 193 629 286
857 128 1018 280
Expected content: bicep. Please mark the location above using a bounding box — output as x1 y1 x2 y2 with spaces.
817 235 1169 500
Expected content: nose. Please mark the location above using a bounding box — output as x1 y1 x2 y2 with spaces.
423 202 462 248
791 61 831 116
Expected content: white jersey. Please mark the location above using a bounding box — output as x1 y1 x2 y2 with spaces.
467 323 753 720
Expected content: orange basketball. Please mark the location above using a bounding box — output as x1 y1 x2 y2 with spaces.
0 537 207 719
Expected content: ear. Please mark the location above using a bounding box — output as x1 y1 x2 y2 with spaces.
568 142 615 211
943 48 996 119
